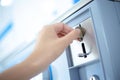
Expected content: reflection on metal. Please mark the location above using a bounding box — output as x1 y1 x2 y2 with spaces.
70 18 99 66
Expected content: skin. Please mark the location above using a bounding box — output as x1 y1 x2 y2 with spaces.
0 23 81 80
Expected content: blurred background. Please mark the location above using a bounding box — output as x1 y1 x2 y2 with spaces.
0 0 80 80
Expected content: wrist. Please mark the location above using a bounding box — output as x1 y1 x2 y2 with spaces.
24 49 49 71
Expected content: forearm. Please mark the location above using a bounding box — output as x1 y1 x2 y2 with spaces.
0 49 51 80
0 61 37 80
0 43 62 80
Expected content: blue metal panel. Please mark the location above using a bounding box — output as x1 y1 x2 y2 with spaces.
91 0 120 80
64 1 105 80
89 1 114 80
114 2 120 24
64 0 120 80
79 61 105 80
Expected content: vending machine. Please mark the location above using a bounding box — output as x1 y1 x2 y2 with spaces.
52 0 120 80
0 0 119 80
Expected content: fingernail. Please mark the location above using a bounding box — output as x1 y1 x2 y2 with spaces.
75 28 80 33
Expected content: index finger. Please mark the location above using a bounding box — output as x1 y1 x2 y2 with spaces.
52 23 73 34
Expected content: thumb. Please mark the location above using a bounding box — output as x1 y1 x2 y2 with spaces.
61 29 80 45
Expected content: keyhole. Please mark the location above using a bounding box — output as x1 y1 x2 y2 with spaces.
81 43 87 58
89 75 99 80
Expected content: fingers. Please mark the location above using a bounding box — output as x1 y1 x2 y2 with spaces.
44 23 81 46
51 23 73 34
61 29 80 46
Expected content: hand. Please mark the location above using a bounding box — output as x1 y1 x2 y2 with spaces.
30 23 80 67
0 23 80 80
